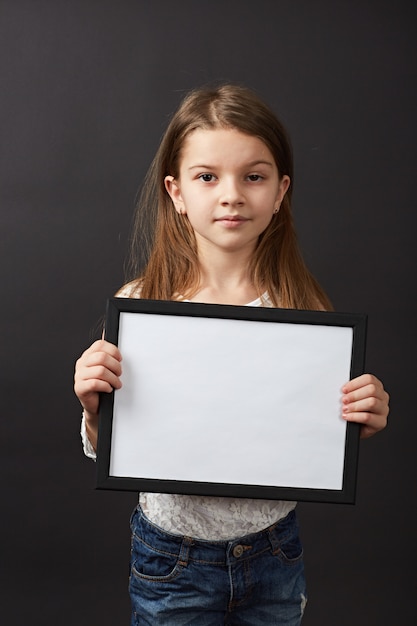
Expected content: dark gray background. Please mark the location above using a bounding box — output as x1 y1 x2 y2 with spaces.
1 1 416 624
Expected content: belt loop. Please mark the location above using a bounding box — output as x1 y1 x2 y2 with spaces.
267 524 281 556
178 536 193 567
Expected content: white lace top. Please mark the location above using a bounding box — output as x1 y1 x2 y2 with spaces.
81 289 296 540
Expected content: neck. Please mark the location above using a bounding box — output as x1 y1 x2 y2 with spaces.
189 245 259 305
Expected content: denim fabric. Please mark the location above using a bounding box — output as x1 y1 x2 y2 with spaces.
129 505 307 625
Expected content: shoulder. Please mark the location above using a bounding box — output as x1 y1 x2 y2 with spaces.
115 279 142 299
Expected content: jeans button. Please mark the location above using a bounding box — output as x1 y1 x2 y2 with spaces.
233 544 244 558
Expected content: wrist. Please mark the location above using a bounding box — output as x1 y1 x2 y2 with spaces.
82 409 98 453
82 408 99 424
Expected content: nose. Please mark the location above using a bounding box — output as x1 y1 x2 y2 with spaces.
219 177 244 206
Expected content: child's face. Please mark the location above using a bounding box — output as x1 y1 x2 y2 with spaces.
165 128 290 259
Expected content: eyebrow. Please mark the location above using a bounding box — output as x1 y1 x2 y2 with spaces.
187 160 275 171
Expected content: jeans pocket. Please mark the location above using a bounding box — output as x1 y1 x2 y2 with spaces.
130 535 185 583
277 529 304 564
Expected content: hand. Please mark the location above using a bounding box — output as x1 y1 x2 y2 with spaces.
342 374 389 439
74 339 123 418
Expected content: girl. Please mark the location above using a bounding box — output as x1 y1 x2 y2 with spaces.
74 84 389 625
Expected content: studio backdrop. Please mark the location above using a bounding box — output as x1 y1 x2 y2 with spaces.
1 2 416 625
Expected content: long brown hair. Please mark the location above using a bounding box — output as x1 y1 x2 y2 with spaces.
125 83 332 310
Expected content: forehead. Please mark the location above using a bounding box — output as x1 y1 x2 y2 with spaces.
180 128 276 168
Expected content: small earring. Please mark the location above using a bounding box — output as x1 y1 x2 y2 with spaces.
273 207 279 214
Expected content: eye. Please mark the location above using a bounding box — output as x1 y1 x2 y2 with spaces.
198 173 216 182
246 174 264 182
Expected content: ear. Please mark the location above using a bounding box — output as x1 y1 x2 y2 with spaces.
274 175 291 209
164 175 186 214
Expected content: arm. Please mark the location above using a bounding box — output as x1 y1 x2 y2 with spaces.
74 339 123 452
342 374 389 439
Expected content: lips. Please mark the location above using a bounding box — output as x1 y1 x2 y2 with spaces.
215 215 249 227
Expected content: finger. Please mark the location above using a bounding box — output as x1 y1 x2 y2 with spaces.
343 378 388 407
342 383 383 407
83 339 122 362
78 364 123 389
74 357 123 407
74 367 122 415
343 396 383 417
342 373 382 395
76 377 118 397
76 341 123 378
343 410 388 438
82 352 123 377
343 382 389 416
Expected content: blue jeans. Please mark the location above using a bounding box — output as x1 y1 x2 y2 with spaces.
129 505 307 625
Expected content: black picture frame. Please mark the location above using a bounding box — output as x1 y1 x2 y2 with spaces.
96 298 367 504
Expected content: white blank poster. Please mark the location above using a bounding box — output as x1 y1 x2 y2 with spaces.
108 312 353 491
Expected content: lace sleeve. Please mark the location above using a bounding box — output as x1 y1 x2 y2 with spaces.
80 411 97 461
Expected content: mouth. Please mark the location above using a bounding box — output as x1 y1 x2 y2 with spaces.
215 215 249 227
